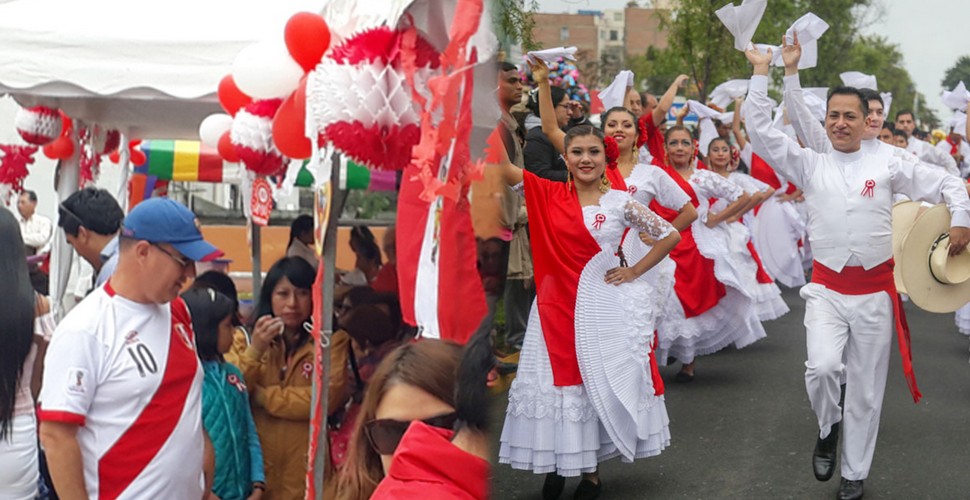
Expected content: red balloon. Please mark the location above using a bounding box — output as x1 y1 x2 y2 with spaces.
129 138 143 147
272 78 311 159
218 131 240 162
285 12 331 72
218 75 253 116
43 135 74 160
130 148 147 166
109 151 121 163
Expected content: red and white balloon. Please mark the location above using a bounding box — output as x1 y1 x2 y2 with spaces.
15 106 62 146
231 99 285 176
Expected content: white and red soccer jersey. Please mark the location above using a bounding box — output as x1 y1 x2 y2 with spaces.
39 283 205 500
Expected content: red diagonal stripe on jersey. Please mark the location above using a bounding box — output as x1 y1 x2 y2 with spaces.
98 299 198 500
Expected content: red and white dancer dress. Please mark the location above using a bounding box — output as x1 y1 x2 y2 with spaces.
648 163 766 365
500 171 675 476
721 171 790 321
744 144 808 288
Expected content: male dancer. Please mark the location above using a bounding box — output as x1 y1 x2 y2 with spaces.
895 110 960 176
744 41 970 500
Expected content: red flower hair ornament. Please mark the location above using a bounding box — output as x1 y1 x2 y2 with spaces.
604 135 620 170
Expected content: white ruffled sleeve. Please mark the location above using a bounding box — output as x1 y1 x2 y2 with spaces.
623 196 675 240
648 167 691 210
692 169 743 201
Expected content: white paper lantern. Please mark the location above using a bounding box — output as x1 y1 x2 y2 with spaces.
14 106 62 146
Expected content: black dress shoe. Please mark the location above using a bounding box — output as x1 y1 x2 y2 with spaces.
812 422 840 481
837 478 863 500
674 371 694 383
573 478 602 500
542 472 565 500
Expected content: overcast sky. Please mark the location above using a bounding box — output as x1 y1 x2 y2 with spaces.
535 0 970 120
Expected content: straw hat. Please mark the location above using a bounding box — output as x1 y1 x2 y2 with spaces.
891 201 929 293
897 203 970 313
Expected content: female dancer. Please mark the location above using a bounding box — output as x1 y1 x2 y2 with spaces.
652 126 766 381
495 124 680 500
705 137 789 321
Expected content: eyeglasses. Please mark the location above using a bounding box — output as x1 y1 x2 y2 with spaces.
364 412 458 455
151 242 193 270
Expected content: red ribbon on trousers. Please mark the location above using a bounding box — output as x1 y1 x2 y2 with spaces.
811 259 921 403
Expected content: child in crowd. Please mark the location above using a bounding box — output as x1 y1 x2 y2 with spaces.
182 288 266 500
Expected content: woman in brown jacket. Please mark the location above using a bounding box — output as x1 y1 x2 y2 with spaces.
235 257 316 499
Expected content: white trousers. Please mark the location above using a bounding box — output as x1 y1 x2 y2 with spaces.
0 413 39 500
800 283 893 481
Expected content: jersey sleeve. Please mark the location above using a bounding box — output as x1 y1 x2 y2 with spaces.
38 328 103 425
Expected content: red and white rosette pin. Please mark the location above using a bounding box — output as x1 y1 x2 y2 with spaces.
301 362 313 380
593 213 607 229
251 177 273 226
861 179 875 198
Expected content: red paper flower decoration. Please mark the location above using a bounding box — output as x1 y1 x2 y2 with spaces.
15 106 62 146
0 144 39 193
604 135 620 170
231 99 286 176
308 26 441 171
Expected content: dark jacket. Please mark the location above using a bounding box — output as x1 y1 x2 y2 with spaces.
523 127 568 182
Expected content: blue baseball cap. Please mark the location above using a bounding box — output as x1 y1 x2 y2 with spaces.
122 198 223 262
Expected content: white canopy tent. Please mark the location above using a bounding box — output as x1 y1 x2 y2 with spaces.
0 0 324 138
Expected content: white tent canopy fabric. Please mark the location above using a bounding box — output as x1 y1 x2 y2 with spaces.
0 0 325 138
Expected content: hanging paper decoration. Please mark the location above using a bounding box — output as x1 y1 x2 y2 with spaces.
0 144 39 194
78 126 101 187
250 176 274 226
231 99 286 176
307 26 441 171
101 129 121 156
14 106 63 146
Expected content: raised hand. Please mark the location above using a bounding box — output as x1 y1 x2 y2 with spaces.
675 74 690 89
781 32 801 72
745 45 773 75
529 59 550 84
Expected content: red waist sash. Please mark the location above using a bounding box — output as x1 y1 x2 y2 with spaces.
811 260 921 403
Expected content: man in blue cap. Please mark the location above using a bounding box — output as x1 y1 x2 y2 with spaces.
39 198 224 499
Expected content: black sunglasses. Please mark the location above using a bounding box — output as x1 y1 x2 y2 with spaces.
364 412 458 455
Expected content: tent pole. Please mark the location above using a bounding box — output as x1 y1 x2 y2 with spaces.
251 222 262 299
312 152 346 497
50 122 82 320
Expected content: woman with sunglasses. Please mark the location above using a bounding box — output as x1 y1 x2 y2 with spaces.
234 256 317 499
182 288 266 500
336 339 463 499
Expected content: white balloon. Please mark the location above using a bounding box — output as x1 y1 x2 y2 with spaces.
199 113 233 147
232 41 304 99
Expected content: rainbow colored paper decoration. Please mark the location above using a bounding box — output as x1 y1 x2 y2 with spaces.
135 140 240 183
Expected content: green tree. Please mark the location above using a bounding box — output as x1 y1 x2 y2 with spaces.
843 35 938 128
494 0 540 51
942 55 970 91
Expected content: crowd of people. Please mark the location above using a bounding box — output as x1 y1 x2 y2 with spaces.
4 15 970 500
0 179 495 499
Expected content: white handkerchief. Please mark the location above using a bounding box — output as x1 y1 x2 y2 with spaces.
802 90 828 122
709 79 750 109
525 46 578 66
784 13 829 69
948 111 967 132
716 0 768 51
840 71 877 90
718 111 735 124
941 81 970 112
754 43 783 67
599 70 635 110
687 100 721 154
880 92 893 117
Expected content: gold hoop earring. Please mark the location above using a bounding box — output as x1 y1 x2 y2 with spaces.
600 175 611 193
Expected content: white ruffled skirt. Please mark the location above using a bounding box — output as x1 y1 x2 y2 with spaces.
499 251 670 476
653 218 767 365
752 197 807 288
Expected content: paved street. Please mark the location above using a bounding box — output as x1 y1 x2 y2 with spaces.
489 287 970 499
